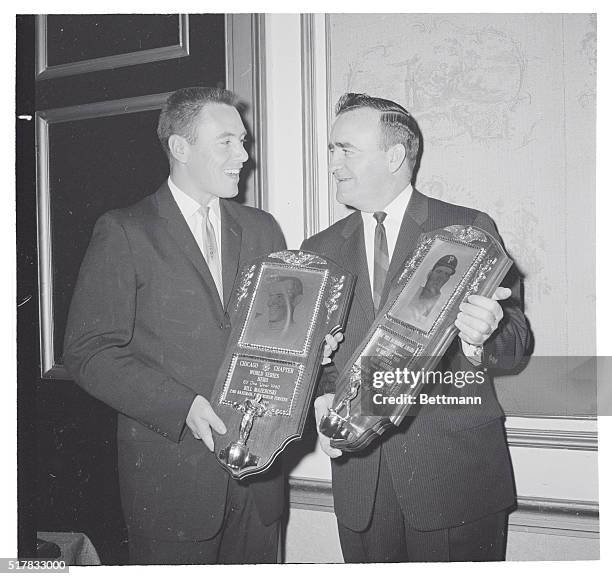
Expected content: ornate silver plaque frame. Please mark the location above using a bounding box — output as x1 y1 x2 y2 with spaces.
211 250 355 478
320 225 512 452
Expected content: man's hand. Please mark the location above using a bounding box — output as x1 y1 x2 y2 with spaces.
314 394 343 459
455 287 511 346
322 331 344 365
186 395 227 452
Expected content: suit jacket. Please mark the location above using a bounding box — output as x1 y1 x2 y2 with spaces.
302 189 531 532
64 183 287 541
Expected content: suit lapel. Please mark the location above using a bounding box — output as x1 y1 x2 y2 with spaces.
381 189 429 304
340 212 375 324
154 184 224 315
220 200 242 311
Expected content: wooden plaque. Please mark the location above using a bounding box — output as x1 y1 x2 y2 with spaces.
319 225 512 452
211 250 355 478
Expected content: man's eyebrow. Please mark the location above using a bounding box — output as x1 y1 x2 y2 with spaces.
217 131 248 139
328 141 354 149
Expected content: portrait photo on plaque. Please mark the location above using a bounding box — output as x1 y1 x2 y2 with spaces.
388 238 480 333
239 263 327 354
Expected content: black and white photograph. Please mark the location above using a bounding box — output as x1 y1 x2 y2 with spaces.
240 264 325 354
389 241 478 333
9 5 610 574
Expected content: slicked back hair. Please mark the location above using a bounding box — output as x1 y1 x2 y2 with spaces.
157 86 239 161
335 92 422 173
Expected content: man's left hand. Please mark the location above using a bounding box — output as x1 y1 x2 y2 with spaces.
454 287 511 346
322 332 344 365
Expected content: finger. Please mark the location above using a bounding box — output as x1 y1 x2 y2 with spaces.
321 357 331 366
324 334 337 349
492 287 512 301
334 331 344 343
314 397 333 424
455 315 487 338
186 415 201 440
314 394 334 414
454 319 486 345
466 294 501 313
323 344 332 358
465 296 503 324
458 302 497 327
200 423 215 452
456 311 490 335
319 436 342 458
314 405 326 425
324 333 342 353
202 406 227 435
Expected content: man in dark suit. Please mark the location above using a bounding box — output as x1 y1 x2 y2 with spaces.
303 93 531 562
64 87 287 564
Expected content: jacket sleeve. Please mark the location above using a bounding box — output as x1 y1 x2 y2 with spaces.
473 211 532 371
269 213 287 252
63 213 197 443
299 235 340 397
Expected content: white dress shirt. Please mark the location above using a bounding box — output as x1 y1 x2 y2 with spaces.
167 177 223 272
361 184 413 293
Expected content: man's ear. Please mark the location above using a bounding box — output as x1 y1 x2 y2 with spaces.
168 134 190 164
387 143 407 174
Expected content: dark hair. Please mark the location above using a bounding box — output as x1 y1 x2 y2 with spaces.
157 87 238 160
335 92 422 171
273 276 304 299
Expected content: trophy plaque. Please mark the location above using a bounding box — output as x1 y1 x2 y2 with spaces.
319 225 512 452
211 250 355 479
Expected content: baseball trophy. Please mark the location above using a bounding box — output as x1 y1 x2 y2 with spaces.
319 225 513 452
211 250 355 478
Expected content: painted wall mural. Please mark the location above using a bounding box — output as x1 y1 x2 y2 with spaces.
328 14 596 414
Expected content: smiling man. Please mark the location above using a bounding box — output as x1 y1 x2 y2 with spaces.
64 87 287 564
302 93 531 563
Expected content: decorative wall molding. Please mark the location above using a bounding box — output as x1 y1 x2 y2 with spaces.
506 426 597 451
37 93 170 124
300 14 332 237
225 14 267 209
36 14 190 81
251 15 267 211
289 477 334 511
300 14 319 239
511 496 599 536
36 94 170 379
288 476 599 537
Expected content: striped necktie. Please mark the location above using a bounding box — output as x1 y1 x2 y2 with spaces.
372 211 389 311
200 205 223 301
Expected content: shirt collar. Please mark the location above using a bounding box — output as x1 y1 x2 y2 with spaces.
361 183 413 225
168 177 221 221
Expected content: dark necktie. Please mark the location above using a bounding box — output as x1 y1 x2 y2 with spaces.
372 211 389 311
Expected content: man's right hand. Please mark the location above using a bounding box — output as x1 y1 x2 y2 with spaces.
186 395 227 452
314 394 343 459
